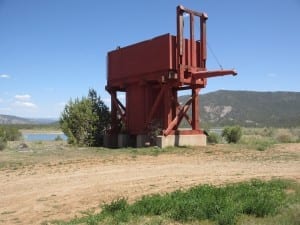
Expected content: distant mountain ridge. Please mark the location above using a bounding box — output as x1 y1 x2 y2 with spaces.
0 114 57 125
2 90 300 127
180 90 300 127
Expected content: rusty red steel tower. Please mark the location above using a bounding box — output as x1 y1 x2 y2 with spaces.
105 5 237 147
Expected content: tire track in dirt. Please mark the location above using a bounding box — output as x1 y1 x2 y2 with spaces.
0 144 299 225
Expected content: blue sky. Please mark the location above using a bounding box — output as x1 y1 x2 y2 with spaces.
0 0 299 118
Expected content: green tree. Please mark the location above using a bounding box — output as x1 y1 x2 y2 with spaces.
3 126 22 141
88 89 111 146
0 127 7 150
222 126 242 143
0 126 22 150
60 89 110 146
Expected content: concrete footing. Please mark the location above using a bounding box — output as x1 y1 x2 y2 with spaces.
156 134 207 148
136 135 149 148
104 134 206 148
118 134 129 148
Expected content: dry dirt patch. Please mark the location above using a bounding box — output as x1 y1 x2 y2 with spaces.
0 143 299 225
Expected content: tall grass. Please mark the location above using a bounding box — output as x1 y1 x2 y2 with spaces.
207 127 300 151
54 179 298 225
240 135 276 151
241 127 300 151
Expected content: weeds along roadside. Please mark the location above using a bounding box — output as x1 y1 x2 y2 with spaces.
207 127 300 151
50 179 300 225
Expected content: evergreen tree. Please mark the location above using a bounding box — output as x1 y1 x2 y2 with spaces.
60 89 110 146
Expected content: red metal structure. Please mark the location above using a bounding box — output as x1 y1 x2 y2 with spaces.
106 5 236 146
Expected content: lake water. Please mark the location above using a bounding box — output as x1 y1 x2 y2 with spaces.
23 133 67 141
209 128 223 135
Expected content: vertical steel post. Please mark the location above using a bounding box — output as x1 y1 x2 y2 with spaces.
177 5 184 82
190 14 196 68
200 14 207 69
110 90 118 133
163 85 172 131
191 88 200 130
172 88 178 130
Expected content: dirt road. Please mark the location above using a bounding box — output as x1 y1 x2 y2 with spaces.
0 144 299 225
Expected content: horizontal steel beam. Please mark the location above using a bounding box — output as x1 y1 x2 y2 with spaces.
193 69 237 79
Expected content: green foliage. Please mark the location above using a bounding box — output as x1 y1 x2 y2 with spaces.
261 127 275 137
276 133 293 143
59 179 293 225
255 140 275 151
0 126 22 150
102 198 128 214
129 179 287 225
240 135 276 151
0 127 7 151
222 126 242 143
235 179 287 217
101 198 130 224
54 135 63 141
195 90 300 127
60 89 110 147
207 132 220 144
3 126 22 141
241 127 300 150
0 125 22 141
0 137 7 150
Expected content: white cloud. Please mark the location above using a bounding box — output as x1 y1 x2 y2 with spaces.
14 101 38 109
15 94 31 101
0 74 10 79
12 94 38 112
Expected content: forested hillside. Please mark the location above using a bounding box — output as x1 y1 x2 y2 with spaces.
180 90 300 127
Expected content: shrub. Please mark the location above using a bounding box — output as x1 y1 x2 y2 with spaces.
261 127 274 137
275 129 294 143
0 137 7 151
222 126 242 143
255 140 275 151
0 126 22 142
4 126 22 141
276 133 292 143
0 127 7 151
290 128 300 143
54 135 63 141
207 132 220 144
